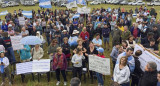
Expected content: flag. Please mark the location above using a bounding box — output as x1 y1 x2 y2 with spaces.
72 13 80 19
77 6 91 14
66 0 77 9
0 11 8 16
22 11 32 18
77 0 86 5
39 0 52 8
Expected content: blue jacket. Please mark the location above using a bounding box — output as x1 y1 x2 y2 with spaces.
130 27 140 37
1 24 8 32
17 45 31 60
102 28 110 38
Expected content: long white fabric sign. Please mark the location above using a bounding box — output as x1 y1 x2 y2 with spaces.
16 59 50 75
89 55 110 75
10 36 24 50
134 44 160 71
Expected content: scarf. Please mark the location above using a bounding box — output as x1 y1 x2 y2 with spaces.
0 57 4 73
53 53 64 69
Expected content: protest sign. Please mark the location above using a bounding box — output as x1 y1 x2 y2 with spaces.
10 36 24 50
77 6 91 14
134 44 160 71
18 17 25 25
16 59 50 75
89 55 110 75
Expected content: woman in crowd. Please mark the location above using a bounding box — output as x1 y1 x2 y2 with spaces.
17 45 31 62
48 39 59 60
52 47 67 86
36 31 45 48
31 44 44 60
44 25 51 46
71 48 85 80
113 56 130 86
0 51 12 86
126 35 136 48
85 42 98 83
96 47 105 86
62 37 71 64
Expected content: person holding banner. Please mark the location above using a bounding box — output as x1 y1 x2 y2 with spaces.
31 44 44 60
52 47 67 86
0 51 12 86
96 47 105 86
71 48 85 81
113 56 130 86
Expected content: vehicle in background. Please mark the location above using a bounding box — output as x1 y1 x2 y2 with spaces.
90 1 101 5
120 0 128 5
129 1 145 5
147 1 160 6
24 1 35 6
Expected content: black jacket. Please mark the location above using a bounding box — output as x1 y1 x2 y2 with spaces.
138 70 158 86
133 57 143 77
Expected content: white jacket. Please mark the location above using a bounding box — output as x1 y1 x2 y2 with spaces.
113 64 130 84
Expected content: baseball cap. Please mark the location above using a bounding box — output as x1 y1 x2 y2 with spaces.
96 47 104 53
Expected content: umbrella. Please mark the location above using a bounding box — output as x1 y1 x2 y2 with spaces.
20 36 42 45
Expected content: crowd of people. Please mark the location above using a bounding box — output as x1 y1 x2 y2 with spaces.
0 5 160 86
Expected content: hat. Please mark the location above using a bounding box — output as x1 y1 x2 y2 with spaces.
8 24 12 28
96 47 104 53
62 30 67 33
72 30 78 34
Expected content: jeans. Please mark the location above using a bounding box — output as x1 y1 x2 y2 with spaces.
96 72 104 85
55 69 67 81
46 36 50 46
7 47 16 63
131 75 139 86
1 67 11 82
73 67 82 80
121 82 130 86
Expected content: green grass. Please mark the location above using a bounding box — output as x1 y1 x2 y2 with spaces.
0 3 160 86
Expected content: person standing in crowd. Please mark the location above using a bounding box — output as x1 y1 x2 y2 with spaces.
126 35 136 48
138 61 158 86
121 26 131 41
80 27 89 48
44 25 51 46
52 47 67 86
7 24 14 36
151 25 160 45
61 30 69 44
41 18 46 32
70 77 81 86
85 42 98 83
68 30 79 49
3 32 16 63
71 48 85 80
36 31 44 48
157 71 160 86
116 48 135 73
87 23 94 41
0 52 12 86
21 27 29 37
17 45 31 62
1 21 8 32
95 24 102 39
102 24 110 50
113 56 130 86
130 23 140 43
31 44 44 60
36 22 42 34
48 39 59 60
31 26 37 36
131 50 143 86
62 37 71 63
96 47 105 86
112 24 122 46
110 43 120 70
141 32 154 45
92 33 102 49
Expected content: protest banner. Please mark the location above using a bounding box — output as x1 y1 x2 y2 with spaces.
134 44 160 71
10 36 24 50
89 55 110 75
16 59 50 75
77 6 91 14
18 17 25 25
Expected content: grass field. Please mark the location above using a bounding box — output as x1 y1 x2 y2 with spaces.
0 3 160 86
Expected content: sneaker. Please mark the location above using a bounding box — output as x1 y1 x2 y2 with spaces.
1 82 4 86
56 81 60 86
9 82 12 86
64 82 67 86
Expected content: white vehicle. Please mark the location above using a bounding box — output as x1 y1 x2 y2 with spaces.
90 1 101 5
130 1 145 5
147 1 160 6
24 1 35 6
128 1 136 5
1 4 7 8
107 0 112 3
6 1 19 7
60 2 67 7
120 1 128 5
110 0 117 4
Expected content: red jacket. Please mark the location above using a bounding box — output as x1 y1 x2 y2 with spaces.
97 54 105 58
80 31 89 40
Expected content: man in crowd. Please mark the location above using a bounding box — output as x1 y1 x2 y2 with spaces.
138 61 158 86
